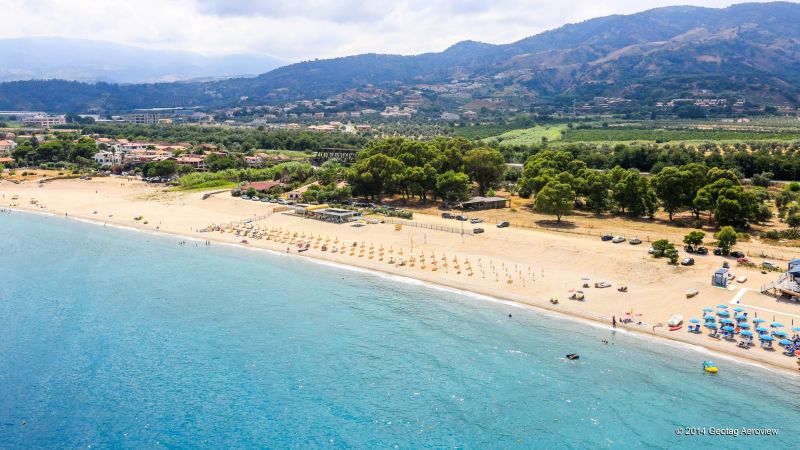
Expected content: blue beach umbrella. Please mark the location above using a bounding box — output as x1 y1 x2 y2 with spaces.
771 322 784 328
722 326 735 332
760 335 774 341
718 311 730 317
720 318 734 324
756 326 769 333
738 323 751 329
690 318 700 323
705 322 718 328
702 307 714 313
704 314 716 321
733 307 745 312
717 304 728 309
780 339 793 346
740 330 754 337
753 318 766 324
792 326 800 332
735 314 747 320
774 330 788 337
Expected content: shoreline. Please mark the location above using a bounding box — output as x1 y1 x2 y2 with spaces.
7 205 797 377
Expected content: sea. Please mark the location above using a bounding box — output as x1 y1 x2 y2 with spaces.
1 211 799 448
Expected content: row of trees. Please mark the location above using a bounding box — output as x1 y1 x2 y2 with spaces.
518 149 769 225
498 141 800 181
10 135 98 167
76 123 366 153
344 137 506 202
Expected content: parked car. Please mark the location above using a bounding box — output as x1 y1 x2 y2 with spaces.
684 245 695 253
260 198 270 202
612 236 626 243
276 199 287 205
269 198 278 203
737 257 753 264
497 221 510 228
455 215 468 221
241 195 250 200
762 261 779 270
441 212 454 219
470 218 483 224
648 246 655 254
713 248 723 256
473 228 485 234
629 238 642 245
251 196 260 201
601 234 613 241
730 251 745 258
696 247 709 255
681 257 695 266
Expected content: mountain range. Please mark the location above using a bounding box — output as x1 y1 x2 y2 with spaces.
0 37 285 83
1 2 800 113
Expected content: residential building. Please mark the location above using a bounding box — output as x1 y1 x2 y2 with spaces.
175 155 206 171
93 151 122 166
121 114 157 125
22 115 67 128
0 139 17 154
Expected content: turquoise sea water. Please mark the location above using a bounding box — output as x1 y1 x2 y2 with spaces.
1 212 799 448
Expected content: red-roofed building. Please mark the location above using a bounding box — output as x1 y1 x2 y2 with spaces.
241 181 284 192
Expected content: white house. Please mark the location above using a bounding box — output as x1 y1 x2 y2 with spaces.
0 139 17 154
93 151 122 166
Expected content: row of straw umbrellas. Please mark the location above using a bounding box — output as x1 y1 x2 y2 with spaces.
202 223 542 284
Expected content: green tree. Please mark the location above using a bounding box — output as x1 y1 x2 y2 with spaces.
583 171 612 214
787 213 800 229
435 170 471 202
715 226 738 255
665 247 679 264
653 166 691 221
612 169 657 217
651 239 674 258
346 153 406 201
534 181 574 222
463 147 505 196
682 231 705 250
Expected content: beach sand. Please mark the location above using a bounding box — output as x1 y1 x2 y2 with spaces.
3 176 800 374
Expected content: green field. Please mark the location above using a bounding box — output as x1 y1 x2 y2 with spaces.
561 127 800 143
482 125 567 147
451 123 522 140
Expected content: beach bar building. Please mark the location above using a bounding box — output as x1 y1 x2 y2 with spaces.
712 268 729 288
761 258 800 297
290 204 359 223
459 196 510 210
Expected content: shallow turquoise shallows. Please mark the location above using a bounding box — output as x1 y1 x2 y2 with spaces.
1 212 799 448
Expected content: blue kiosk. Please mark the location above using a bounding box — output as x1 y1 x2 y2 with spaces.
712 268 729 288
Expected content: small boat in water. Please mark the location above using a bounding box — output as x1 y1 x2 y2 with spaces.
702 361 719 373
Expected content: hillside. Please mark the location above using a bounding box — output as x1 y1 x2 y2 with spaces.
2 2 799 112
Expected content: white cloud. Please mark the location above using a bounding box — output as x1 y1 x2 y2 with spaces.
0 0 782 61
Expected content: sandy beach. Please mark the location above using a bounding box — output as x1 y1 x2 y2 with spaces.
4 175 800 375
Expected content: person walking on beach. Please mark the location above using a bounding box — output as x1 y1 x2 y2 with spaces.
612 315 617 328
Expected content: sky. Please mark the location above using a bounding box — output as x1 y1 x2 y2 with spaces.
0 0 783 61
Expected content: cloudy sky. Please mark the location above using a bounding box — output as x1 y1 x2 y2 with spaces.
0 0 779 61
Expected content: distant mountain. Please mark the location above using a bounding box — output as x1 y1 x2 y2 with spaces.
2 2 800 112
0 37 285 83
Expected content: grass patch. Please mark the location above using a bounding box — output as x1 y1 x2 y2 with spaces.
452 123 522 140
171 179 237 192
561 127 800 143
482 125 567 147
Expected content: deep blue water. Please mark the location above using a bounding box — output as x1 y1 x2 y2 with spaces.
1 212 799 449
